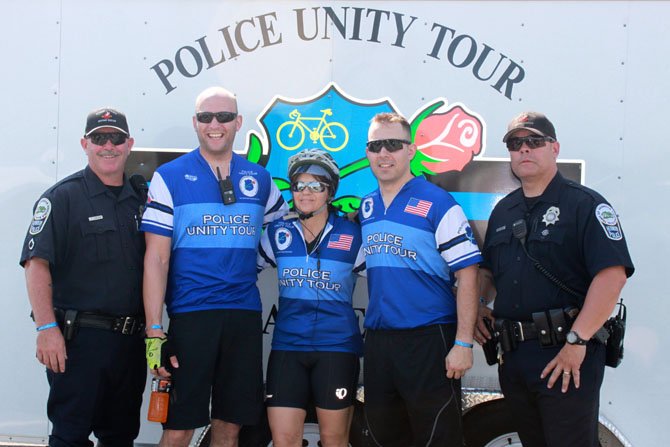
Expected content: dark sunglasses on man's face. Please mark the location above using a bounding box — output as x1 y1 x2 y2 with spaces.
290 181 329 193
366 139 411 153
88 132 128 146
506 135 555 152
196 111 238 124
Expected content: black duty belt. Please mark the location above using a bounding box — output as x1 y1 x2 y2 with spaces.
55 308 145 336
506 320 539 342
495 311 568 352
78 313 145 335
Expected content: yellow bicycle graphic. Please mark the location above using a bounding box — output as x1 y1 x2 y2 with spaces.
276 108 349 152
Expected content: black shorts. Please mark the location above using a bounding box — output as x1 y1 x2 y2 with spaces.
266 350 360 410
364 324 463 447
165 309 264 429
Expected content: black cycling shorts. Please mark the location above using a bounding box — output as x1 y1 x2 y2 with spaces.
165 309 264 429
266 350 360 410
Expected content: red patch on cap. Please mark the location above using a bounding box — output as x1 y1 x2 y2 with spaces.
101 111 112 119
519 114 529 122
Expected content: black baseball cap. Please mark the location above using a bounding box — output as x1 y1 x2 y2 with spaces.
502 112 556 142
85 108 129 136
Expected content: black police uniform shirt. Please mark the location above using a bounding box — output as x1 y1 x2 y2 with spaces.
20 166 145 316
481 172 634 321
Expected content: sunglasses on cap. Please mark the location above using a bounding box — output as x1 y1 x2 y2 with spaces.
195 111 238 124
88 132 128 146
506 135 555 152
290 181 329 193
366 139 411 153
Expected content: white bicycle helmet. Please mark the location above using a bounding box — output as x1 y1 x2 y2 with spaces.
287 148 340 196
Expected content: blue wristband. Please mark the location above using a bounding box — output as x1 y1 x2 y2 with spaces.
36 322 58 332
149 324 163 330
454 339 474 349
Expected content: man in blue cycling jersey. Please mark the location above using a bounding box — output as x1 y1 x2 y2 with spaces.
359 112 481 447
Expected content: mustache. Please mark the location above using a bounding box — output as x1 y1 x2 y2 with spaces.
98 150 120 157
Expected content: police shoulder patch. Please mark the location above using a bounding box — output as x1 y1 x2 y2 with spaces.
595 203 623 241
275 227 293 251
29 198 51 235
361 197 374 219
239 175 259 197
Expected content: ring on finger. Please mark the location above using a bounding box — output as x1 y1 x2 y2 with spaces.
562 371 571 376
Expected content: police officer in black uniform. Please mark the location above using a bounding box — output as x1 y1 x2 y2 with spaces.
20 108 147 447
475 112 634 447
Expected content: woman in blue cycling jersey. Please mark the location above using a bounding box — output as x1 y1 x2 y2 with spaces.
258 149 364 447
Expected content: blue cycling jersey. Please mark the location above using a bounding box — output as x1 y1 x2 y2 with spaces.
141 150 287 315
359 176 482 330
258 212 364 354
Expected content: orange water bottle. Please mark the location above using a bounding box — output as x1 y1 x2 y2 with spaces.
147 377 171 423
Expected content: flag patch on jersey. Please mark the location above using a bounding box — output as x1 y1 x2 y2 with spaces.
327 234 353 251
404 198 432 218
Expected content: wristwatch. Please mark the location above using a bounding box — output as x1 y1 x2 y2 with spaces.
566 330 588 345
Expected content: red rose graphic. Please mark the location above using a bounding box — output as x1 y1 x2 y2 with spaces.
413 104 484 173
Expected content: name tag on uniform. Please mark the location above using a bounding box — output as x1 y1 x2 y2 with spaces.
88 215 103 221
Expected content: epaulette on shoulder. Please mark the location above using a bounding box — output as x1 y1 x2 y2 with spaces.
564 179 604 202
45 170 84 194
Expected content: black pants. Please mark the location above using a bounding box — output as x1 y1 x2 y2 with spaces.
499 340 606 447
364 324 463 447
46 327 146 447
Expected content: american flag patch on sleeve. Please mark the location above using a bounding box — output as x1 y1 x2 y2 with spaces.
327 234 354 251
404 198 432 218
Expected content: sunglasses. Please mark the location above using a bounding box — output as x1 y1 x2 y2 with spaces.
366 139 411 153
290 181 329 193
506 135 555 152
195 111 238 124
88 132 128 146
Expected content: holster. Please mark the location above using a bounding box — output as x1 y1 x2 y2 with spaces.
604 300 627 368
59 309 79 341
495 319 518 353
481 318 499 366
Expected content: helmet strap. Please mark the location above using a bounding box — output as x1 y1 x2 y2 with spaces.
296 203 328 220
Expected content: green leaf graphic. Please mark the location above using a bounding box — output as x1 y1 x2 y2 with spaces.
245 131 269 167
332 196 362 213
274 177 291 191
340 157 370 179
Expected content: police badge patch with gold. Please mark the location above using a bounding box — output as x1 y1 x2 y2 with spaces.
595 203 623 241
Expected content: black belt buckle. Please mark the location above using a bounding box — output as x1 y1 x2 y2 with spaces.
512 321 526 342
116 316 141 335
122 317 135 335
